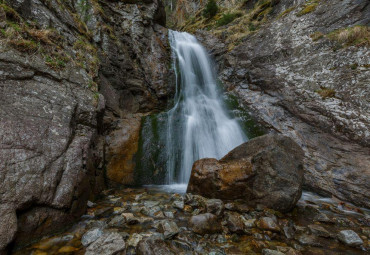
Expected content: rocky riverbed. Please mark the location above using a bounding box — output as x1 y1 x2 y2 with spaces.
13 187 369 255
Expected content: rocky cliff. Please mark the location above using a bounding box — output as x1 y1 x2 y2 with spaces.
0 0 171 252
172 0 370 208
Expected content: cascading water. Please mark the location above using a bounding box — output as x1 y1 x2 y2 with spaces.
135 31 262 192
165 31 247 188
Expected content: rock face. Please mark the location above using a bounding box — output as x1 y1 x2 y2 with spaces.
187 134 304 212
194 0 370 208
0 0 171 252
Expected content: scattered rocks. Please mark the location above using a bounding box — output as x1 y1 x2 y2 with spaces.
85 232 126 255
338 230 363 247
188 213 222 235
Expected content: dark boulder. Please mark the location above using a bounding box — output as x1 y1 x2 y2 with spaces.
187 134 304 212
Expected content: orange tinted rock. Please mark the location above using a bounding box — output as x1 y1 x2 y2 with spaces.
106 117 141 185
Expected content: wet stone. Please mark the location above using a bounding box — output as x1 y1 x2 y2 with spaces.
206 199 224 216
338 230 363 247
296 233 322 247
159 220 180 239
262 249 285 255
108 215 126 228
87 201 96 208
81 228 103 246
257 217 280 232
144 200 160 208
85 232 126 255
164 211 175 218
94 207 114 217
243 218 256 228
137 237 174 255
308 224 330 238
122 213 139 224
173 200 185 210
224 212 245 234
189 213 222 235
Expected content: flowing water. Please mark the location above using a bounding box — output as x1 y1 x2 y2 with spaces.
165 31 247 186
135 31 261 190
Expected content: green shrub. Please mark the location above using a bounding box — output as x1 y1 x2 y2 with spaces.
248 22 256 31
203 0 218 18
216 12 241 27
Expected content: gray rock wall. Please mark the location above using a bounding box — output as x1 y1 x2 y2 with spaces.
0 0 171 252
196 0 370 208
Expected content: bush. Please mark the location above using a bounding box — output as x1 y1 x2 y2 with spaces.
216 12 241 27
203 0 218 18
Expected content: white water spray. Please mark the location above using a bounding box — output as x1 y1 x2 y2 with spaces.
166 31 247 188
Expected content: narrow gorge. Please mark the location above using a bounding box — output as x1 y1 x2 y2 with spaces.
0 0 369 254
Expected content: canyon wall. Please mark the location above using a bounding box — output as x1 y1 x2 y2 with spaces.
0 0 171 252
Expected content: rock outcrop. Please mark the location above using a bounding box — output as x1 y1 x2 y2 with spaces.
187 134 304 212
190 0 370 208
0 0 171 252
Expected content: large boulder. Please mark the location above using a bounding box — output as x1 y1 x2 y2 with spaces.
187 134 304 212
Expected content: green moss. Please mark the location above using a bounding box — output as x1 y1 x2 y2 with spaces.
224 93 266 138
44 53 69 70
9 39 38 52
297 0 320 17
277 6 295 19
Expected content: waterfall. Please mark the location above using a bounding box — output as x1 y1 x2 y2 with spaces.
165 30 247 187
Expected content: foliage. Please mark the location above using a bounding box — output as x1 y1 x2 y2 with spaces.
216 12 241 27
297 0 320 17
328 25 369 47
203 0 218 18
277 6 295 19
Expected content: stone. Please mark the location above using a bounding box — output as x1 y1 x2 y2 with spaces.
206 199 224 216
87 201 96 208
187 134 304 212
296 234 322 247
262 249 285 255
137 237 174 255
85 232 125 255
105 117 141 185
81 228 103 247
308 224 330 238
164 211 175 218
257 217 280 232
122 213 139 225
158 220 180 239
243 218 256 228
338 230 363 247
224 212 245 234
173 201 185 210
188 213 222 235
108 215 126 228
95 207 114 218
